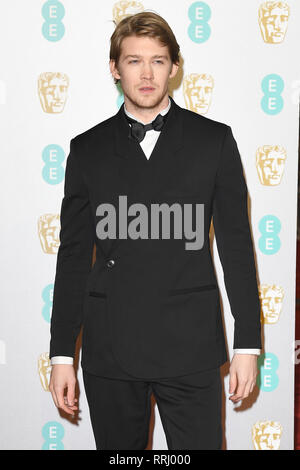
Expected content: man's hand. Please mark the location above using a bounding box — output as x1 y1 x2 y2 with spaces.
49 364 78 416
229 354 258 403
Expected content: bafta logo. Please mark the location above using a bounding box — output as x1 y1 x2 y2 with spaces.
38 352 51 392
38 214 60 254
259 284 284 324
256 145 286 185
113 1 144 24
183 73 214 115
258 1 290 44
252 420 282 449
38 72 69 113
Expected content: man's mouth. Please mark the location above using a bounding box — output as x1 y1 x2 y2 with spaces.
139 87 155 93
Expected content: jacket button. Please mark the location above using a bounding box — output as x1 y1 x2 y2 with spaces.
106 259 115 268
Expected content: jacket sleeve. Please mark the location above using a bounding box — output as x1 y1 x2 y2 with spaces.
49 137 95 359
212 126 262 349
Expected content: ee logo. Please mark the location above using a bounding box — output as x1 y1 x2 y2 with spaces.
261 74 284 115
188 2 211 43
42 0 65 41
42 421 64 450
42 144 65 185
257 353 279 392
258 215 281 255
42 284 54 323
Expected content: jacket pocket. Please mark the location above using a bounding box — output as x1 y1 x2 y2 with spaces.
88 291 107 298
168 283 217 296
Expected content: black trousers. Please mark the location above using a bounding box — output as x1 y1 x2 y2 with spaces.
82 366 223 450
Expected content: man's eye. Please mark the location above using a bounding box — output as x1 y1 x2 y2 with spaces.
128 60 164 64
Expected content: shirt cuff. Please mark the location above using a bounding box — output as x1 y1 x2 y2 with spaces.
233 349 261 355
50 356 74 365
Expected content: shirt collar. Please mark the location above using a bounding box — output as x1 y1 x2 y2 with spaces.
124 96 171 124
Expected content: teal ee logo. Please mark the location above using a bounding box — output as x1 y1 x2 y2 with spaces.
188 2 211 43
261 74 284 114
42 284 54 323
42 0 65 41
42 144 65 184
257 353 279 392
42 421 64 449
258 215 281 254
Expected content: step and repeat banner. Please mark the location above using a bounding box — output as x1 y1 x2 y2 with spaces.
1 0 299 450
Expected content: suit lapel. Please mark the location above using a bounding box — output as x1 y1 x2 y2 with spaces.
109 95 184 255
113 95 184 197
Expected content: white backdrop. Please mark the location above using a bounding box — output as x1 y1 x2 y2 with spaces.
0 0 299 450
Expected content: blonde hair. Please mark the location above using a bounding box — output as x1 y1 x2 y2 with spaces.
110 11 180 84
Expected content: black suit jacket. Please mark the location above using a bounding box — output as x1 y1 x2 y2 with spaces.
49 95 262 379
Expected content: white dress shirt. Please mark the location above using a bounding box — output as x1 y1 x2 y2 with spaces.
51 97 260 365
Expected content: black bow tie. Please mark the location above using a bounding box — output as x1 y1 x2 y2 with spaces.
125 111 167 143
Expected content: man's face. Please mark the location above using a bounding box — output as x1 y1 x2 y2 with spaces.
110 35 178 109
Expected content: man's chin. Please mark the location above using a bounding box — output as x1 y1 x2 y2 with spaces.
129 92 165 109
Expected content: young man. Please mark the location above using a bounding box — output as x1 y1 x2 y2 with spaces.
49 12 261 450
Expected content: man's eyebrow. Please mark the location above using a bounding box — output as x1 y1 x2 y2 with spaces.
123 54 169 60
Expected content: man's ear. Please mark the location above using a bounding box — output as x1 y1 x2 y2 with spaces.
109 59 121 80
169 62 179 79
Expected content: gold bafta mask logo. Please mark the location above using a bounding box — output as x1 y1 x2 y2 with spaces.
258 1 290 44
38 352 51 391
252 420 282 449
112 1 144 24
38 214 60 254
183 73 214 115
256 145 287 185
38 72 69 113
259 284 284 324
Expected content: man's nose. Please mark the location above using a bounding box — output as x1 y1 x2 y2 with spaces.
140 63 154 79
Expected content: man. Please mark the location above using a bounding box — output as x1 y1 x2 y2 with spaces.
49 12 262 450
